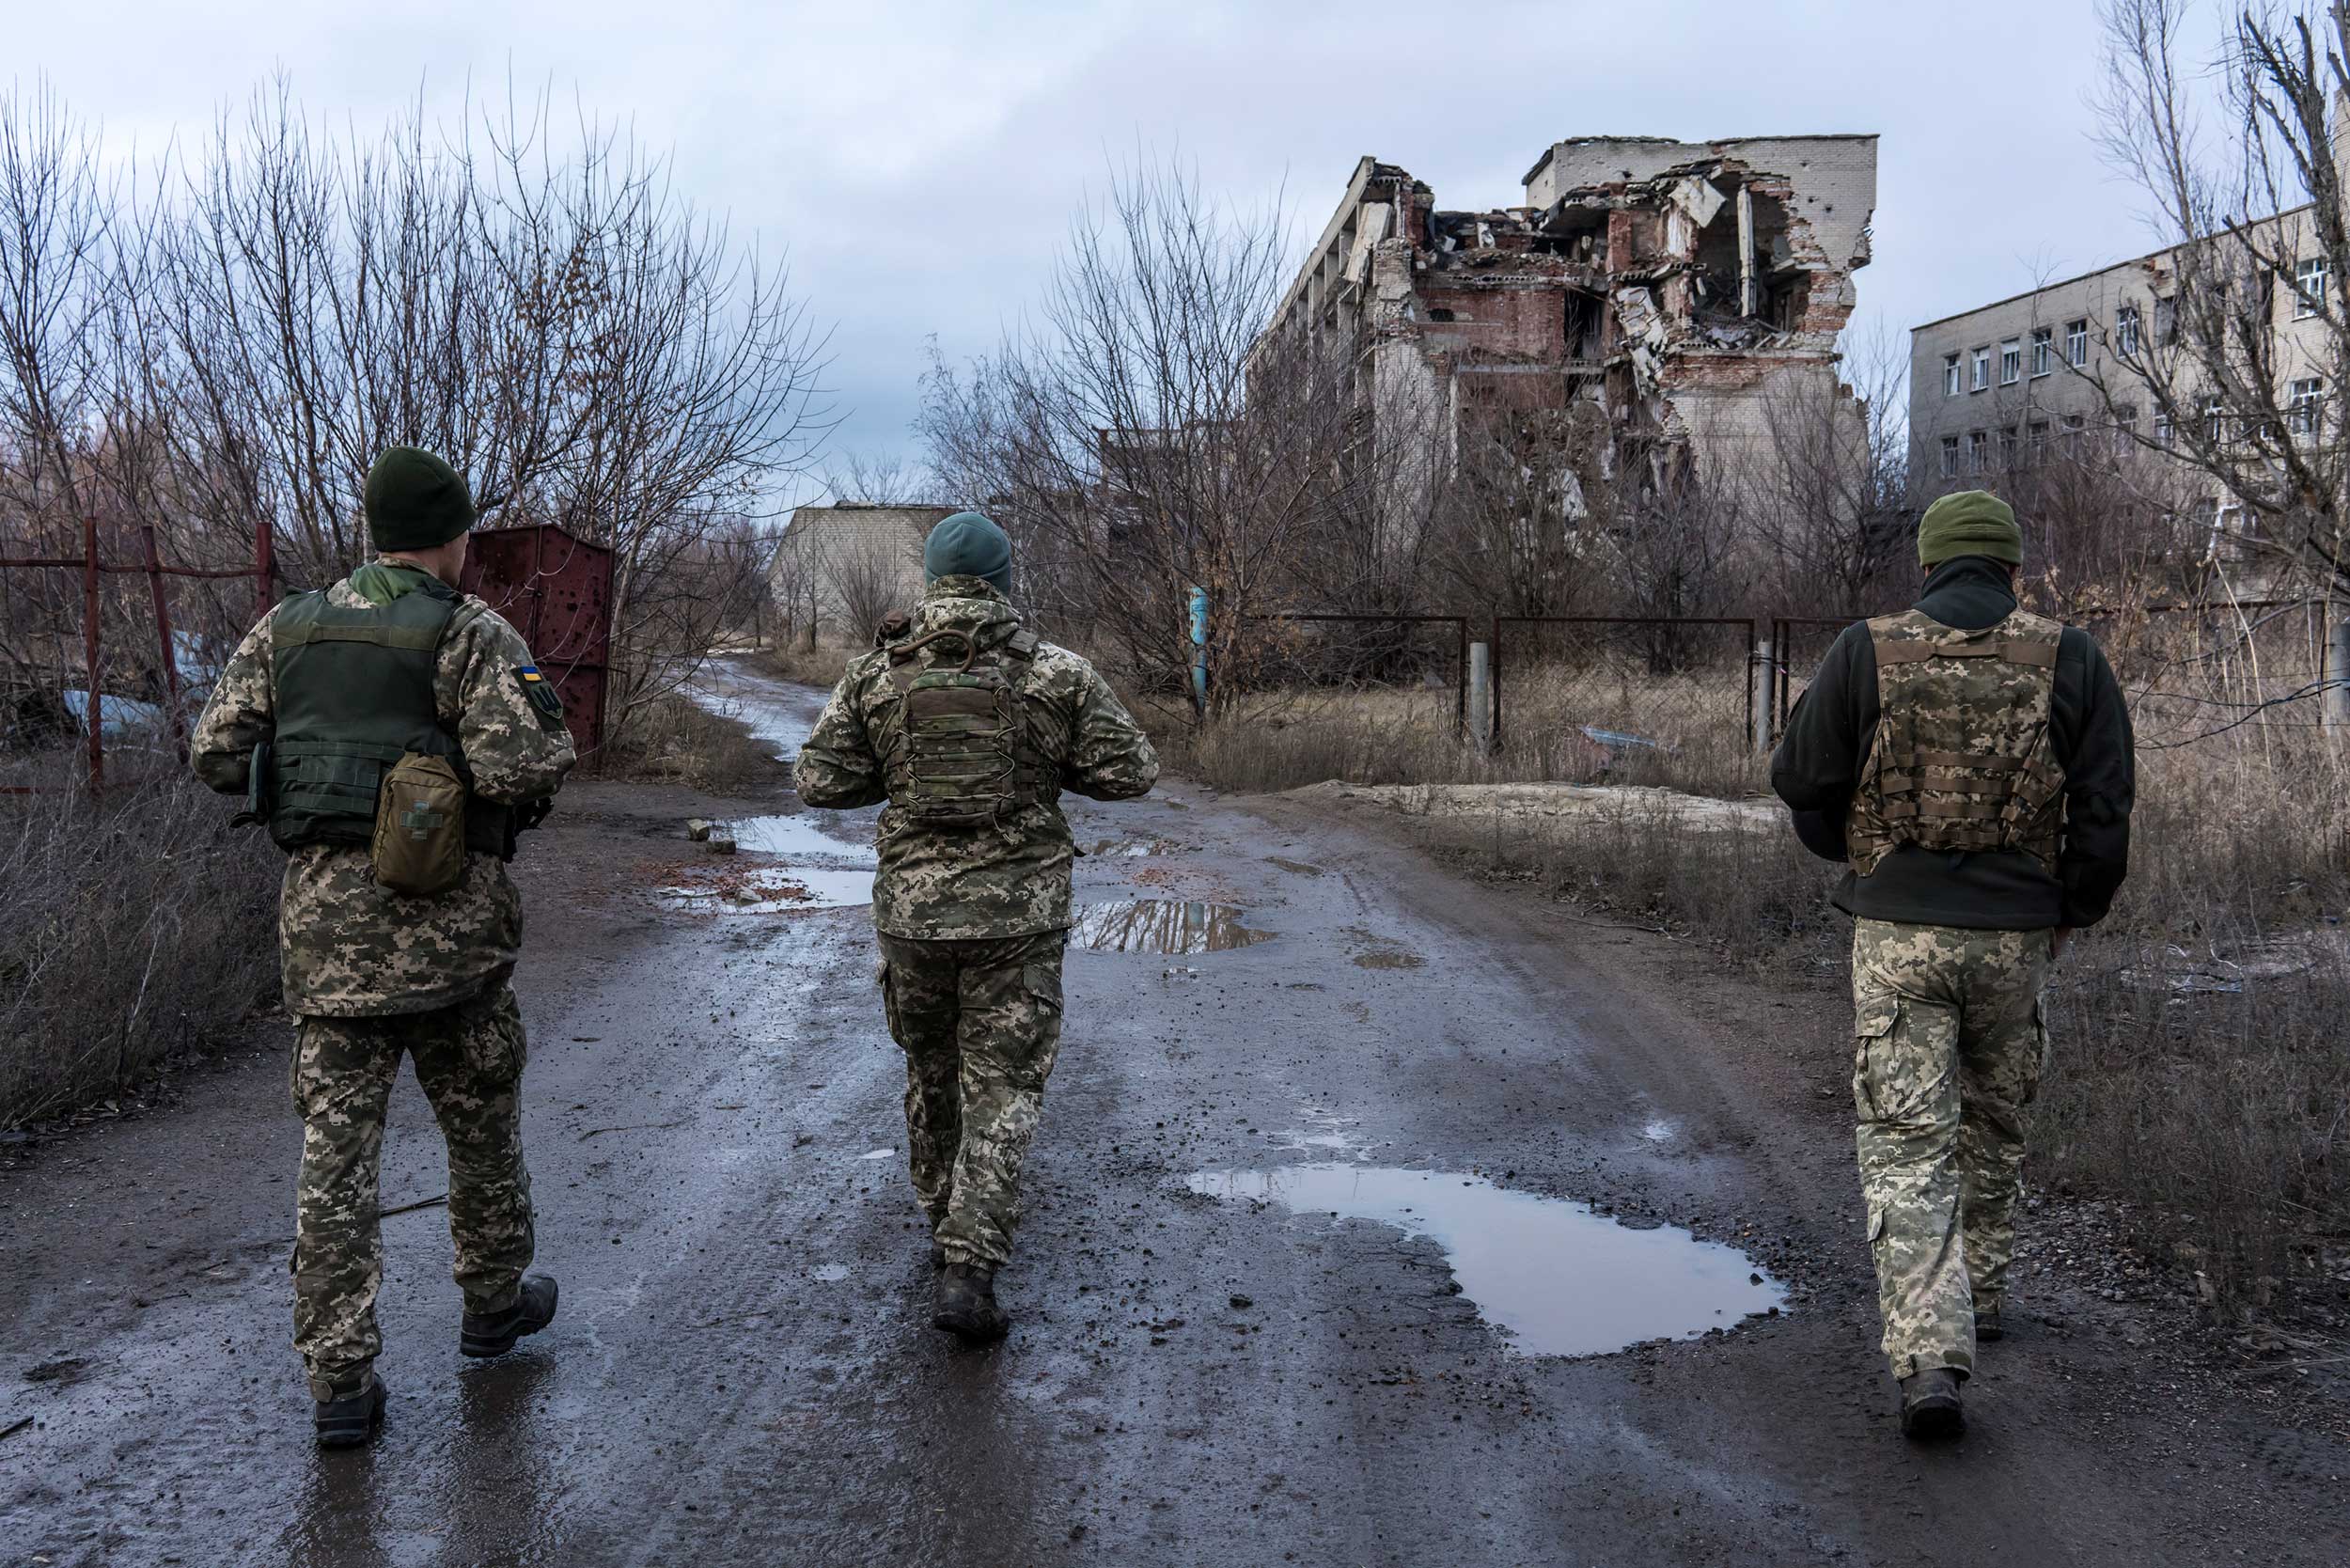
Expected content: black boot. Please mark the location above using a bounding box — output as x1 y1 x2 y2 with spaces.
1975 1308 2005 1342
932 1262 1010 1343
1899 1368 1966 1440
315 1372 387 1449
461 1275 559 1358
929 1240 948 1270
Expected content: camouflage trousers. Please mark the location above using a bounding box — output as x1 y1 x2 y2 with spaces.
290 984 535 1400
1852 918 2052 1381
877 931 1067 1269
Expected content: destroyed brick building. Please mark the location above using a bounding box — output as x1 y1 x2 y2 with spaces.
1258 134 1879 508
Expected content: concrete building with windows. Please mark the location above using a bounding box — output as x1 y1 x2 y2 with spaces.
1907 204 2335 531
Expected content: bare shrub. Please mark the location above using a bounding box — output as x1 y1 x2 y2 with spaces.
0 778 277 1128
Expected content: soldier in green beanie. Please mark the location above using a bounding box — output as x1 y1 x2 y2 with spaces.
191 446 573 1446
1770 488 2135 1440
798 511 1160 1343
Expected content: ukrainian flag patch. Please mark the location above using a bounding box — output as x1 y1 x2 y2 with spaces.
516 665 565 721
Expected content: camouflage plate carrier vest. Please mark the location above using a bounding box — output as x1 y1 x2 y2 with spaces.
267 581 513 857
1845 606 2066 878
879 622 1051 828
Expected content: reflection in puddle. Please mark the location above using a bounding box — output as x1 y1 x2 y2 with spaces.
1186 1164 1785 1357
1070 900 1276 953
1267 1105 1375 1160
1088 837 1181 857
662 866 874 913
729 814 878 863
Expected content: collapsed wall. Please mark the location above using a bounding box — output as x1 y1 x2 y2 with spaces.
1264 133 1877 496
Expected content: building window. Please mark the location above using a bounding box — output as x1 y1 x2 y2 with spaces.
1971 347 1991 391
1943 353 1961 397
2114 306 2139 357
1999 339 2022 384
2115 406 2138 448
2154 407 2174 446
2289 375 2324 433
2061 414 2086 451
1966 431 1988 472
1998 429 2019 469
2295 256 2328 319
2155 296 2178 344
2066 319 2089 365
1939 435 1960 477
2030 328 2052 377
2202 394 2228 444
2029 419 2050 462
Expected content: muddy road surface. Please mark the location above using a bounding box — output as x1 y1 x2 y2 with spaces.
3 666 2341 1566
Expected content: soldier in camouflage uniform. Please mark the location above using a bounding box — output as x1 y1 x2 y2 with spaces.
193 447 574 1446
1773 490 2134 1439
795 511 1159 1342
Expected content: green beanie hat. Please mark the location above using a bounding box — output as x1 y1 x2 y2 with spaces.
364 447 476 553
1917 489 2022 569
923 511 1012 595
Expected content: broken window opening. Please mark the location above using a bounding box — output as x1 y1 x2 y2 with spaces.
1563 292 1603 362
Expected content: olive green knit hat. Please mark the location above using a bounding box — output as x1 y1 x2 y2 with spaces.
364 447 476 553
1916 489 2022 569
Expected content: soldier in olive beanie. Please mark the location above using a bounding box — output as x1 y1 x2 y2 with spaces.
923 511 1013 595
1916 489 2022 569
365 447 477 554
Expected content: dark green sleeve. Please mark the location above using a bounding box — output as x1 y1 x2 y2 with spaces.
2050 629 2134 927
1770 623 1875 862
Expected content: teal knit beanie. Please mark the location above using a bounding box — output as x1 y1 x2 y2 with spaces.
923 511 1012 595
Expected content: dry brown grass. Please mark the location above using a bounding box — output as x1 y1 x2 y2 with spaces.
598 691 783 796
755 639 861 689
0 777 279 1130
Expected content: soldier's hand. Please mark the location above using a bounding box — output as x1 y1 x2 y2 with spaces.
2050 926 2076 961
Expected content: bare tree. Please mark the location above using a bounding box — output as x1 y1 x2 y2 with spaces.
2085 0 2350 600
820 448 935 506
820 533 915 643
0 75 834 757
1744 325 1912 618
917 156 1372 710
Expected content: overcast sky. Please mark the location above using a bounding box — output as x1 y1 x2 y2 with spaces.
25 0 2232 500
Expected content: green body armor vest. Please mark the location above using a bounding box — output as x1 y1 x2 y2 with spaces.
879 623 1052 828
266 581 513 858
1845 606 2067 878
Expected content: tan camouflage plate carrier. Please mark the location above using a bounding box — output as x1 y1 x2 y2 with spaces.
1846 607 2066 877
882 622 1051 829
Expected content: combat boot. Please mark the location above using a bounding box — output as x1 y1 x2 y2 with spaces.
1898 1368 1965 1440
315 1372 387 1449
461 1275 559 1358
1975 1309 2005 1342
932 1262 1010 1343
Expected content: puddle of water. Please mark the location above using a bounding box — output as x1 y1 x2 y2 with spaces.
686 661 831 762
811 1262 851 1283
728 814 879 864
1353 950 1424 971
858 1148 895 1161
1640 1119 1677 1144
1186 1163 1784 1357
1070 900 1275 954
1267 1105 1375 1160
662 866 874 913
1088 837 1180 857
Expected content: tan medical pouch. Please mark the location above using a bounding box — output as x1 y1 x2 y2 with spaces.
371 752 468 897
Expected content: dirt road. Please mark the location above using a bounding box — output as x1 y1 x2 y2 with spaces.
3 665 2341 1566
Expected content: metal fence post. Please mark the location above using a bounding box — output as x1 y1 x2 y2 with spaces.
1467 642 1493 754
1751 636 1776 753
2328 616 2350 729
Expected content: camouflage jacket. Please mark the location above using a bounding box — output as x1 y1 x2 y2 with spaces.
795 576 1160 940
191 560 576 1017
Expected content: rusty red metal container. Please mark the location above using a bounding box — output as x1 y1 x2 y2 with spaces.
461 525 614 756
